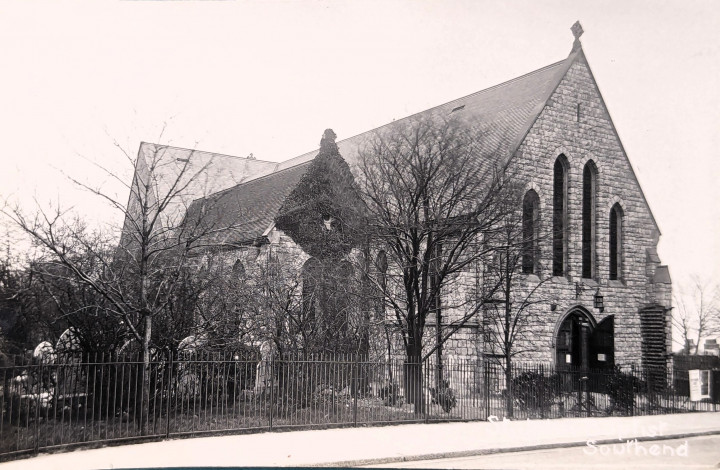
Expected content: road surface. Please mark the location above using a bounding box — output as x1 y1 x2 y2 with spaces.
364 435 720 469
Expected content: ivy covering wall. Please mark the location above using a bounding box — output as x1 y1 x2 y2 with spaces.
275 129 366 261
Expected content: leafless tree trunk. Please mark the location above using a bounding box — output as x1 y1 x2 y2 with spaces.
4 138 239 434
673 277 720 355
356 116 516 414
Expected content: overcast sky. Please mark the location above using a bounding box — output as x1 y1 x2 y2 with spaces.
1 0 718 293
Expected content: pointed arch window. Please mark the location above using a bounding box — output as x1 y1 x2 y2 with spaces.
376 250 388 286
301 258 322 322
522 189 540 274
232 259 246 277
609 203 624 280
582 161 597 279
552 156 569 276
374 251 388 320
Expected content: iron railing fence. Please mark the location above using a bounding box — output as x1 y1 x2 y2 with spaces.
1 353 718 459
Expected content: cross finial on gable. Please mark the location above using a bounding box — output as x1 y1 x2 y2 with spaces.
571 21 584 52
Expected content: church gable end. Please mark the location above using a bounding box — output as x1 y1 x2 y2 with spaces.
510 44 670 365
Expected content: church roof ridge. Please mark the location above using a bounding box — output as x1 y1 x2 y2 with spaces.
138 141 276 164
350 57 571 141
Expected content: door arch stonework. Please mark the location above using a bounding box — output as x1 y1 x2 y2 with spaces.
553 306 613 370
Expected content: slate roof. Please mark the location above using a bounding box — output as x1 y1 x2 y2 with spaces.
183 53 577 246
119 143 279 247
185 161 312 247
136 143 278 218
274 54 574 173
142 42 661 246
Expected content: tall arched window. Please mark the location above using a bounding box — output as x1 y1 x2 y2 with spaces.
301 258 322 322
582 161 597 279
376 250 388 287
522 189 540 274
552 156 569 276
374 251 388 320
609 203 624 280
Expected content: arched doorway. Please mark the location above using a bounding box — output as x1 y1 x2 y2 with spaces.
555 309 594 369
555 308 614 370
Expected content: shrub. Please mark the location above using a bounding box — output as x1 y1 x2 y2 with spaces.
311 383 349 409
429 379 456 413
511 371 561 415
606 367 643 415
379 382 402 406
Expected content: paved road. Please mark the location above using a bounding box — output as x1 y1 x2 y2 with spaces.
365 435 720 469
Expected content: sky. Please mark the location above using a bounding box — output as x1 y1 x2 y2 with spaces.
1 0 719 299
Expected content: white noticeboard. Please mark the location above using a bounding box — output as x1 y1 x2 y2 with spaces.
689 369 711 401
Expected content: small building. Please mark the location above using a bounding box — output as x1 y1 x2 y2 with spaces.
704 339 720 356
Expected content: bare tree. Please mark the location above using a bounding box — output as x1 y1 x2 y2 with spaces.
673 277 720 355
3 140 242 433
356 116 513 412
479 181 551 417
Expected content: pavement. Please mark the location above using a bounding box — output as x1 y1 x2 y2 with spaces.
1 412 719 469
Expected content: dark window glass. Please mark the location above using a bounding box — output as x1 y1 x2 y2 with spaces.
522 190 539 274
609 204 622 280
582 163 595 279
302 258 321 322
232 260 245 277
553 158 567 276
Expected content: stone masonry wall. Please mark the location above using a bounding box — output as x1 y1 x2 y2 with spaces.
502 54 671 365
208 54 671 369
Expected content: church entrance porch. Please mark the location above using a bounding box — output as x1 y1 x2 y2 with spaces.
555 307 614 371
554 308 615 396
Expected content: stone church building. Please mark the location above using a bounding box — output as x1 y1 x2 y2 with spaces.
125 24 671 372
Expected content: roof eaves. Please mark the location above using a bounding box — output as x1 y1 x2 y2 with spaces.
140 142 276 164
505 51 580 164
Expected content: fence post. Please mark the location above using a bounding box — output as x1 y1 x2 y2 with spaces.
352 354 359 427
575 371 582 418
484 361 490 420
630 364 635 417
34 360 42 455
539 364 544 419
268 354 274 431
165 352 173 438
424 357 429 424
584 376 590 417
646 368 653 415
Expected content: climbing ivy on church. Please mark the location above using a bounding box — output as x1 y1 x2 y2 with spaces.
274 129 366 261
274 129 368 355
